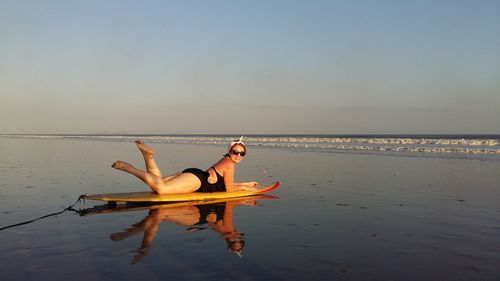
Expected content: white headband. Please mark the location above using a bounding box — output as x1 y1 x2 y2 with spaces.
228 136 246 151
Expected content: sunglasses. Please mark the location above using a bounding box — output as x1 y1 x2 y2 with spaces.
230 150 246 157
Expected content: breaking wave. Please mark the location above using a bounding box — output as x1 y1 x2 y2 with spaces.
2 134 500 155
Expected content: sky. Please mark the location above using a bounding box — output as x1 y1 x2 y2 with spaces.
1 0 499 134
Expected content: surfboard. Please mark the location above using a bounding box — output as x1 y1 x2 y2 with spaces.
84 182 281 203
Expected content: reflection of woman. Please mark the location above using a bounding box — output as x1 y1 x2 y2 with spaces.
110 199 255 263
205 200 247 256
112 137 259 194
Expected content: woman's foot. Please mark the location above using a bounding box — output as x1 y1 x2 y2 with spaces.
135 140 155 158
111 160 134 171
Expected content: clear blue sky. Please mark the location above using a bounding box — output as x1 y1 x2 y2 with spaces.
1 0 499 134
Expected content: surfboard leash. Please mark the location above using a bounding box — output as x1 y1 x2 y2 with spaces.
0 194 87 232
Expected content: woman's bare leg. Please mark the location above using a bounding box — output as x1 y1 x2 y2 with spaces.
135 140 162 178
135 141 184 182
112 161 201 194
162 172 182 181
112 161 164 192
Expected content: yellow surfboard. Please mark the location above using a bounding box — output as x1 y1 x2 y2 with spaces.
84 182 281 203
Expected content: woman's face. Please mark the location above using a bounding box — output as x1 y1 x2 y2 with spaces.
229 144 246 163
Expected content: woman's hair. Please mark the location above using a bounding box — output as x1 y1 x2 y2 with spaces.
226 235 245 257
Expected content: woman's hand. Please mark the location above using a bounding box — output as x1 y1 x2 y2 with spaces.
247 182 259 188
239 182 258 191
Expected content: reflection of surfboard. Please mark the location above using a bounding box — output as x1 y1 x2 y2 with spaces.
84 182 281 203
78 195 279 216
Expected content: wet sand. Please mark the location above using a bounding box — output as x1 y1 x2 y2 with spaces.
0 137 499 280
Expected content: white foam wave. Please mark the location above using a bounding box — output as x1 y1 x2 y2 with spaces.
2 134 499 155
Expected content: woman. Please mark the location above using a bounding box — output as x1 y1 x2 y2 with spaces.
111 137 259 194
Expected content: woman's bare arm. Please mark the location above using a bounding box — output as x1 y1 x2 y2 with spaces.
216 158 259 191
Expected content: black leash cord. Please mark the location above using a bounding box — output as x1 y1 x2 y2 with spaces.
0 194 86 232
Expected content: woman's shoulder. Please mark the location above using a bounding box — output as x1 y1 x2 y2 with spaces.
213 157 234 170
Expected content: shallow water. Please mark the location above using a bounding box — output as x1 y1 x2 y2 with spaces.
0 138 499 280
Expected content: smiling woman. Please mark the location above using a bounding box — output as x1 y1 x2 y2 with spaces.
111 137 260 194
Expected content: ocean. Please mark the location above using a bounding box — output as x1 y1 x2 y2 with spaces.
0 135 498 280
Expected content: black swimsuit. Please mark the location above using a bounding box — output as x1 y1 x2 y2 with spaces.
182 167 226 193
195 203 226 224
